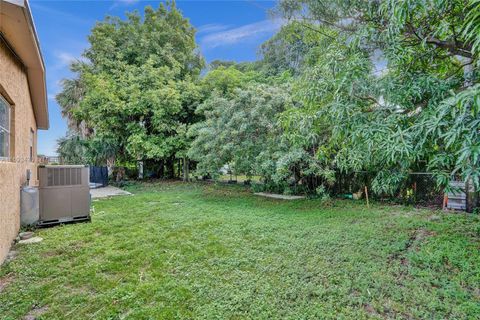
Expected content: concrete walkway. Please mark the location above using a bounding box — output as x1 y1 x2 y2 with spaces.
254 192 305 200
90 186 132 199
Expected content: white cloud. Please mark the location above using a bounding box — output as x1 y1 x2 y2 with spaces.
46 50 85 99
109 0 139 10
55 52 77 67
200 19 284 49
197 23 231 34
118 0 139 4
30 3 92 26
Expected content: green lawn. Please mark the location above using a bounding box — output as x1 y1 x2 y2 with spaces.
1 182 479 319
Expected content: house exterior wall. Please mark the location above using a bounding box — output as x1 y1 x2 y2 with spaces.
0 38 38 263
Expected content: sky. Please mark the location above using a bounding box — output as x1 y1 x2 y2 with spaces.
30 0 279 155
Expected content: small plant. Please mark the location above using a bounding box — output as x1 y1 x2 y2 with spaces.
405 188 415 204
251 183 266 193
316 185 331 202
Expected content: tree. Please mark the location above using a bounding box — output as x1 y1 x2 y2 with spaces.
57 134 88 164
56 132 119 166
189 83 291 178
55 65 85 134
274 0 479 194
259 22 319 76
57 3 204 175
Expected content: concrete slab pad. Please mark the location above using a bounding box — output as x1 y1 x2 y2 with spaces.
90 186 132 199
18 237 43 244
254 192 305 200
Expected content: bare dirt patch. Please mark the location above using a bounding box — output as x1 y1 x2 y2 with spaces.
5 250 18 263
23 305 48 320
411 229 436 246
0 273 14 293
363 303 387 319
388 228 437 273
403 229 437 255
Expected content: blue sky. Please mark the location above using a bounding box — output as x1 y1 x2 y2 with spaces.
30 0 278 155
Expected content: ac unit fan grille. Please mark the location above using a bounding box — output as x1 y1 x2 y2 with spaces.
47 168 82 186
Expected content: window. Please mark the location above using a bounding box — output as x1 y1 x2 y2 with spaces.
0 96 10 159
30 128 34 162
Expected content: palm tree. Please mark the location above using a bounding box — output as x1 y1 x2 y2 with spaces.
56 134 88 164
56 62 88 136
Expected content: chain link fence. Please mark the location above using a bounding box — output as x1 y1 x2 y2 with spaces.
332 171 444 208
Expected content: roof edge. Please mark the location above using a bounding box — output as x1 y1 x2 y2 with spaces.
23 0 49 129
1 0 49 130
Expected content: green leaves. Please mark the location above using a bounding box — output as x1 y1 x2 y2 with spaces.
273 0 479 195
462 0 480 55
56 0 479 194
422 84 480 188
57 3 204 165
188 84 292 179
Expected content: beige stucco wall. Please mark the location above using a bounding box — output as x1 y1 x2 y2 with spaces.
0 38 38 263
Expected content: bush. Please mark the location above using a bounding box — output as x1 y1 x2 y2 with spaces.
315 185 331 203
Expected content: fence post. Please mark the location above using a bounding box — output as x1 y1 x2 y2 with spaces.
365 185 370 208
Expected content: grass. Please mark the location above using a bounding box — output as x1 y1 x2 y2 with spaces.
0 182 479 319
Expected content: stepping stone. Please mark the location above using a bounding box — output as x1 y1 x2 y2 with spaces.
18 237 43 245
19 232 34 240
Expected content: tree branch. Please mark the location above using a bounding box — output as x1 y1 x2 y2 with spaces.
298 22 336 40
405 23 473 58
425 37 472 58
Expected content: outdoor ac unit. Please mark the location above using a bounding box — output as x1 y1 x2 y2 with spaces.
38 165 91 226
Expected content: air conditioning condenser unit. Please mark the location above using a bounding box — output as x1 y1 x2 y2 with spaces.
38 165 91 227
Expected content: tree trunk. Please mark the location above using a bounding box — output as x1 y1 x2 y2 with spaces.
462 57 474 212
116 167 125 182
463 57 474 87
177 159 182 178
183 157 189 182
107 157 115 177
158 159 165 178
166 157 175 179
138 160 144 180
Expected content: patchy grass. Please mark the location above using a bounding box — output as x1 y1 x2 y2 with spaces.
0 182 479 319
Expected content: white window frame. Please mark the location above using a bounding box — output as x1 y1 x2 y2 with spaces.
0 95 11 161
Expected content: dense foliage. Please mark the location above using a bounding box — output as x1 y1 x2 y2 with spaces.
267 0 480 195
189 0 479 196
56 3 203 174
57 1 479 198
